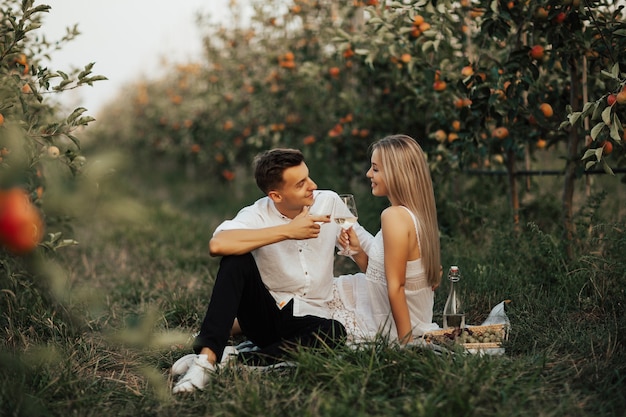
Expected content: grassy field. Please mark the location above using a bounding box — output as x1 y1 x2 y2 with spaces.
1 159 625 417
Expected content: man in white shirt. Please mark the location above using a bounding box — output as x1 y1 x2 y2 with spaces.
172 148 372 393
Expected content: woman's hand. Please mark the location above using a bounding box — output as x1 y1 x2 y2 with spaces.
338 226 362 254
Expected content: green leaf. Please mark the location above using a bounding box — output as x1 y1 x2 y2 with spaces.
610 115 622 141
581 148 597 160
67 107 87 123
600 159 614 175
601 69 618 80
585 160 597 170
77 75 108 86
595 147 603 161
590 122 605 140
66 134 81 149
601 105 612 126
581 101 595 118
591 103 604 121
568 111 581 125
611 63 620 78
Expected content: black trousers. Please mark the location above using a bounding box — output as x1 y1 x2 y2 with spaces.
193 253 346 361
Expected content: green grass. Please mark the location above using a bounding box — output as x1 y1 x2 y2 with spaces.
1 168 625 417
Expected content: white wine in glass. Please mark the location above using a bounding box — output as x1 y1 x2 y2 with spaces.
335 194 358 255
309 194 335 225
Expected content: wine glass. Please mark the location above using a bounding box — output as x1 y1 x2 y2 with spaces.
308 194 335 225
334 194 358 256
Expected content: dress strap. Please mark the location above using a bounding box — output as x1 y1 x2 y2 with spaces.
399 206 421 252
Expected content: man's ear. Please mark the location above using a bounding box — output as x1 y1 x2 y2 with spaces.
268 190 282 203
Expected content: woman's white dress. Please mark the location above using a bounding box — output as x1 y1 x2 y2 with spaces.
328 206 439 343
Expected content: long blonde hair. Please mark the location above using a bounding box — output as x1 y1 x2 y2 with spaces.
371 135 441 287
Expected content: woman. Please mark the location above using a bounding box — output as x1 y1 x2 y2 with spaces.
329 134 441 344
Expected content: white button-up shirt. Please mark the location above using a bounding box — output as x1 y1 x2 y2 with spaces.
213 190 373 318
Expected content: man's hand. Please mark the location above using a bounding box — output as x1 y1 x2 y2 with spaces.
286 205 328 240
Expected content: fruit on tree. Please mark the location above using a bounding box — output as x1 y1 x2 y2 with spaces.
461 65 474 77
600 141 613 155
539 103 554 118
433 80 447 91
492 127 509 139
535 6 549 19
553 12 566 24
47 145 60 158
616 88 626 105
529 45 545 60
0 188 44 254
607 94 617 106
447 132 459 143
434 129 447 143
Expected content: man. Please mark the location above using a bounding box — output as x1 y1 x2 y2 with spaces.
172 148 372 393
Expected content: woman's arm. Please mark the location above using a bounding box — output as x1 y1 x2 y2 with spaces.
381 207 413 343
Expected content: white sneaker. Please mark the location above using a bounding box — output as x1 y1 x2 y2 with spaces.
219 345 239 365
171 353 197 377
172 354 216 394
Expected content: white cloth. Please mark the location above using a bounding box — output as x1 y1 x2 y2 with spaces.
214 190 373 318
329 206 439 342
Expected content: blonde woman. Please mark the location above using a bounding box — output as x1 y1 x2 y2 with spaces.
329 134 441 344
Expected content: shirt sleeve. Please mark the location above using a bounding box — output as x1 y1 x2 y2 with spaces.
213 205 262 236
354 223 374 255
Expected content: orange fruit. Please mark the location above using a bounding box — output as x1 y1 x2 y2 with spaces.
539 103 553 118
535 6 548 19
600 141 613 155
413 15 424 26
616 88 626 105
461 66 474 77
447 132 459 143
0 188 44 254
529 45 544 60
492 127 509 139
434 129 447 143
0 113 4 126
329 67 340 78
433 80 447 91
536 138 547 149
400 53 411 64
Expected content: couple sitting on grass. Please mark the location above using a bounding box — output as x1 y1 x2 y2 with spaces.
172 134 442 394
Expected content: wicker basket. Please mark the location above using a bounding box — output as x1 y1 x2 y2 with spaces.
423 323 509 352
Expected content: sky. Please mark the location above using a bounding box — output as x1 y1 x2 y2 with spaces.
42 0 238 115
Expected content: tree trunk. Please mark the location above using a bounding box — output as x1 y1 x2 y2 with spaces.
562 59 582 259
506 148 520 230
